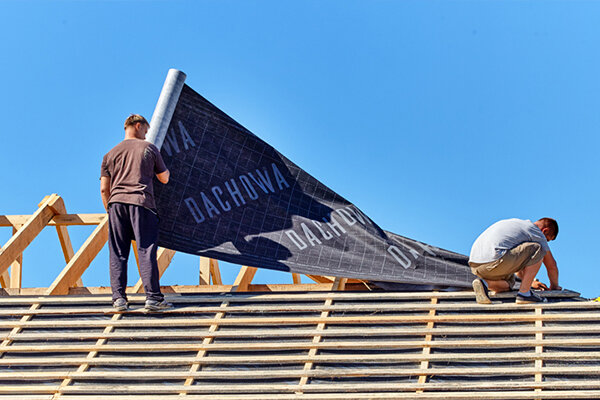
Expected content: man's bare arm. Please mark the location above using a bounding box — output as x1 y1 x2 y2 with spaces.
543 249 561 290
156 169 170 184
100 176 111 211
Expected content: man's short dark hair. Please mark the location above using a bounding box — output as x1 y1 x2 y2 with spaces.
124 114 149 129
537 217 558 238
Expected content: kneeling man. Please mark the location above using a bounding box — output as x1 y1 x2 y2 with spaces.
469 218 560 304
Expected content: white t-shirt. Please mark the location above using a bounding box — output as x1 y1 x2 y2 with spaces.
469 218 550 264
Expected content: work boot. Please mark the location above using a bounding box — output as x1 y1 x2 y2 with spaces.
145 299 173 312
516 291 548 304
113 298 128 311
472 278 492 304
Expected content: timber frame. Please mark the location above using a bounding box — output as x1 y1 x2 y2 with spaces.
0 194 363 295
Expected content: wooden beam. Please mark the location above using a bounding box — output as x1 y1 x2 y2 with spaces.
1 282 370 296
45 216 109 295
292 273 301 284
0 213 106 227
297 277 346 391
209 258 222 285
132 247 176 293
1 369 600 382
335 277 348 291
131 240 141 271
4 324 600 342
199 257 211 285
0 288 580 301
1 350 599 367
417 296 438 393
52 199 83 288
182 260 255 394
0 303 41 358
1 384 600 397
535 307 544 400
2 312 598 330
1 387 600 398
0 270 9 289
9 226 23 289
180 299 230 395
306 274 335 284
0 300 598 317
0 194 61 276
232 266 257 292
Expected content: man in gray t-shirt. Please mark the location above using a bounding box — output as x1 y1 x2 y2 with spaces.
468 218 560 304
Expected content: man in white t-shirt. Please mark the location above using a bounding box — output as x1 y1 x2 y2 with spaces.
469 218 560 304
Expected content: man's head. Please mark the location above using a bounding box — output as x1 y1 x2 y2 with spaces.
534 218 559 242
124 114 149 139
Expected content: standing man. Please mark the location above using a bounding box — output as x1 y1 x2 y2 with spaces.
469 218 561 304
100 114 172 311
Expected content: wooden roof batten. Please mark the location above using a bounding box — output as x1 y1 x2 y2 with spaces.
1 194 599 400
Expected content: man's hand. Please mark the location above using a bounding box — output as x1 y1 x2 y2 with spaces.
531 280 549 290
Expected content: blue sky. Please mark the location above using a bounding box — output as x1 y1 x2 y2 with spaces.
1 0 597 298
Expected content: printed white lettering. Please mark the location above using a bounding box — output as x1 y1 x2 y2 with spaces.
336 209 357 226
348 206 368 225
312 220 333 240
323 214 347 236
387 246 412 269
301 223 322 246
286 230 307 250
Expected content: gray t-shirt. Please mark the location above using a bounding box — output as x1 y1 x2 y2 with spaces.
100 139 167 211
469 218 550 264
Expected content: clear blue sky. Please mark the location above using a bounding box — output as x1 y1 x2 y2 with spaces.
1 1 597 298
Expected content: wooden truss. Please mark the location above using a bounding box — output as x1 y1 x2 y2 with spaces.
0 194 365 295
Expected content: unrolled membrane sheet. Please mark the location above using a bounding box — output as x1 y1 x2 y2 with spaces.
153 84 475 287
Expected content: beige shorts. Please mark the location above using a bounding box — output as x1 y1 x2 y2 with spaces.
469 242 545 287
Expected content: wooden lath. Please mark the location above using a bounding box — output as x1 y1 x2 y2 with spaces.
417 294 438 393
0 290 596 399
298 277 347 391
0 194 356 295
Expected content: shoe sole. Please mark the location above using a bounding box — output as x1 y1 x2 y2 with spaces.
472 280 492 304
515 298 534 304
516 297 547 304
145 306 173 312
113 306 127 312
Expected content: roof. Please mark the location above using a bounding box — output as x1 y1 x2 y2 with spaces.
0 289 599 399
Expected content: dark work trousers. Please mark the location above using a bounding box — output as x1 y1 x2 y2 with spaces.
108 202 164 302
